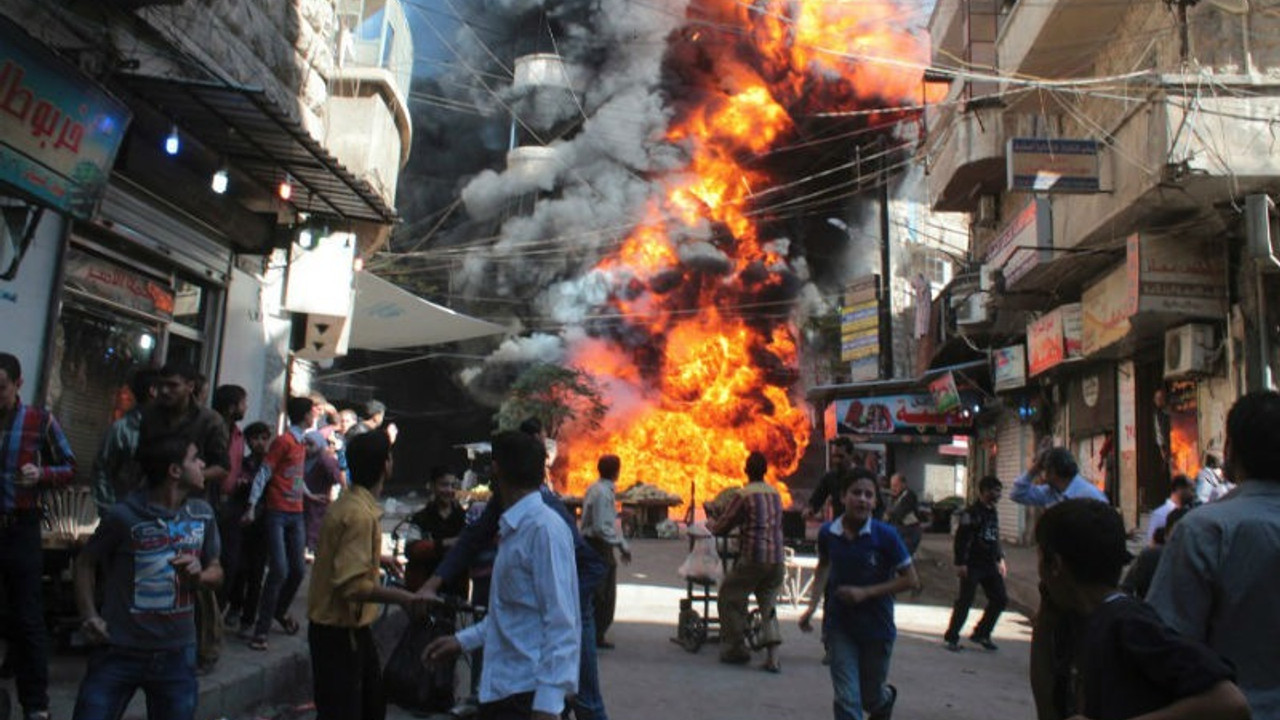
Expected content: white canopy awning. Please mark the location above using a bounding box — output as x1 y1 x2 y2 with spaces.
348 272 507 350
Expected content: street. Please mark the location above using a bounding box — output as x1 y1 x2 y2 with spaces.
241 535 1034 720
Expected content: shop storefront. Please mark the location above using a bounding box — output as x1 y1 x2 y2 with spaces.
0 15 131 408
990 344 1038 544
48 181 230 483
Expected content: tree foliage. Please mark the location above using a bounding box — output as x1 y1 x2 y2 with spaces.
496 363 609 439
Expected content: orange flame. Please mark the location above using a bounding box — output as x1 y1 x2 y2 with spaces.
558 0 932 510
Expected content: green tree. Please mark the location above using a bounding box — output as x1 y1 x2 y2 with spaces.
496 363 609 439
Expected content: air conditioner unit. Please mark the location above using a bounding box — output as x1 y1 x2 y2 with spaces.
976 194 999 228
1163 323 1215 379
954 292 990 325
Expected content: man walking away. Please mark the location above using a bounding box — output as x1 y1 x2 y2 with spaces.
308 430 423 720
90 369 156 517
425 431 581 720
1147 390 1280 718
244 396 316 650
72 433 222 720
580 454 631 649
883 473 922 557
0 352 75 720
708 451 784 672
943 475 1007 652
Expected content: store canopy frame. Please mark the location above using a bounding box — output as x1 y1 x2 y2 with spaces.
116 75 396 224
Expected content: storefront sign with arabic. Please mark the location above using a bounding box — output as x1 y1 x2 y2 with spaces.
993 344 1027 391
834 392 975 436
64 249 174 321
1126 234 1227 318
0 17 130 218
1082 265 1133 355
1028 308 1066 376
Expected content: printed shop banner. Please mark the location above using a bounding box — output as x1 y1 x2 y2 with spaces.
834 392 975 437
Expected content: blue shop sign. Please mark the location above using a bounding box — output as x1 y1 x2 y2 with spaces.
0 17 130 218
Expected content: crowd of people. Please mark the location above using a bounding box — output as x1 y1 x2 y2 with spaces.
4 343 1280 720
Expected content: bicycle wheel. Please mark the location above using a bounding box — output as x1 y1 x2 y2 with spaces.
677 607 707 653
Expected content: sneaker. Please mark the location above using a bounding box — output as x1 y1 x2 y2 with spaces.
944 639 963 652
970 635 999 651
868 684 897 720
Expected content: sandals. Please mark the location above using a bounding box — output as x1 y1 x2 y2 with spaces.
762 660 782 674
248 636 268 651
276 615 300 635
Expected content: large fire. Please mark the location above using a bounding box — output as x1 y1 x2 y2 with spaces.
556 0 932 509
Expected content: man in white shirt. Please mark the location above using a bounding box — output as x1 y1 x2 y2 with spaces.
1193 453 1230 505
425 431 580 720
579 455 631 649
1146 474 1194 546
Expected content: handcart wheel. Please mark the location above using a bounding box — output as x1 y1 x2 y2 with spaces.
745 608 765 651
677 607 707 653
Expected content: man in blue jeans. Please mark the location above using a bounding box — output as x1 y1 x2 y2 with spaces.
244 397 318 650
800 474 917 720
72 432 223 720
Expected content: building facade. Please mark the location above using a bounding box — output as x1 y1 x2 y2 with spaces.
925 0 1280 537
0 0 410 484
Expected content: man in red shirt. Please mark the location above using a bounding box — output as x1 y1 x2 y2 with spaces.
244 396 317 650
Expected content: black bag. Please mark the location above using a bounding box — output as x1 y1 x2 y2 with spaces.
383 612 456 713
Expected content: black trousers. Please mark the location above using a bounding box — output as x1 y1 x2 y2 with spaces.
478 692 534 720
309 623 385 720
0 516 49 713
943 567 1008 643
585 537 616 643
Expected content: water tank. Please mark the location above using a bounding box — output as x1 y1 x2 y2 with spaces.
513 54 572 91
505 145 559 185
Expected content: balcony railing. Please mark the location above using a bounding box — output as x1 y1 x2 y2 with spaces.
337 0 412 102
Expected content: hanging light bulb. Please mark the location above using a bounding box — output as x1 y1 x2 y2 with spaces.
211 166 229 194
277 175 293 201
164 125 180 156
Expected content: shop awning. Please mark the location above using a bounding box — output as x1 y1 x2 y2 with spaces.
806 359 990 405
115 75 396 224
348 272 507 350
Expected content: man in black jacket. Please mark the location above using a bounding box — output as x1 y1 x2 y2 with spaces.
943 475 1008 652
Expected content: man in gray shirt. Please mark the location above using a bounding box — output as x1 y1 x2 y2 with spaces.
1147 390 1280 719
580 454 631 649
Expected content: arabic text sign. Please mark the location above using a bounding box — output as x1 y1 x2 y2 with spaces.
834 393 974 436
1007 137 1100 193
993 344 1027 391
0 18 130 218
1027 308 1065 376
929 372 960 414
64 248 174 321
984 198 1052 287
1126 233 1226 317
1082 264 1133 355
841 275 880 371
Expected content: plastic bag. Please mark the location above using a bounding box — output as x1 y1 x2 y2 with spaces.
678 523 724 583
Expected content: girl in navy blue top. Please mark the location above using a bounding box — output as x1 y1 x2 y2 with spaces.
800 474 917 720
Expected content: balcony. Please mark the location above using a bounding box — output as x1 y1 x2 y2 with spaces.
927 100 1008 212
998 0 1131 78
328 0 414 206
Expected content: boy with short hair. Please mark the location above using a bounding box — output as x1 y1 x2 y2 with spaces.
222 421 271 633
1035 499 1250 720
943 475 1007 652
72 433 223 720
800 473 918 720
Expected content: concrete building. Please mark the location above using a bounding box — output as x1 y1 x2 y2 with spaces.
923 0 1280 539
0 0 410 476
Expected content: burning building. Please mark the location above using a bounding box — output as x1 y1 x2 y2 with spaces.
397 0 936 506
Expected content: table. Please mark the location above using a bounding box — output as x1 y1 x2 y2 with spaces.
621 499 681 538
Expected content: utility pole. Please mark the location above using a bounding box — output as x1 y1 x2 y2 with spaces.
1244 194 1278 390
878 143 894 380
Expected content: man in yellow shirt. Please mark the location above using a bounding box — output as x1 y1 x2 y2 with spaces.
307 430 421 720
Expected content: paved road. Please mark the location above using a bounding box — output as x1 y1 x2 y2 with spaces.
246 535 1035 720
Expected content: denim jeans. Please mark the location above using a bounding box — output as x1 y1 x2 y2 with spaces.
71 645 197 720
573 594 608 720
253 510 306 638
0 517 49 714
827 630 894 720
